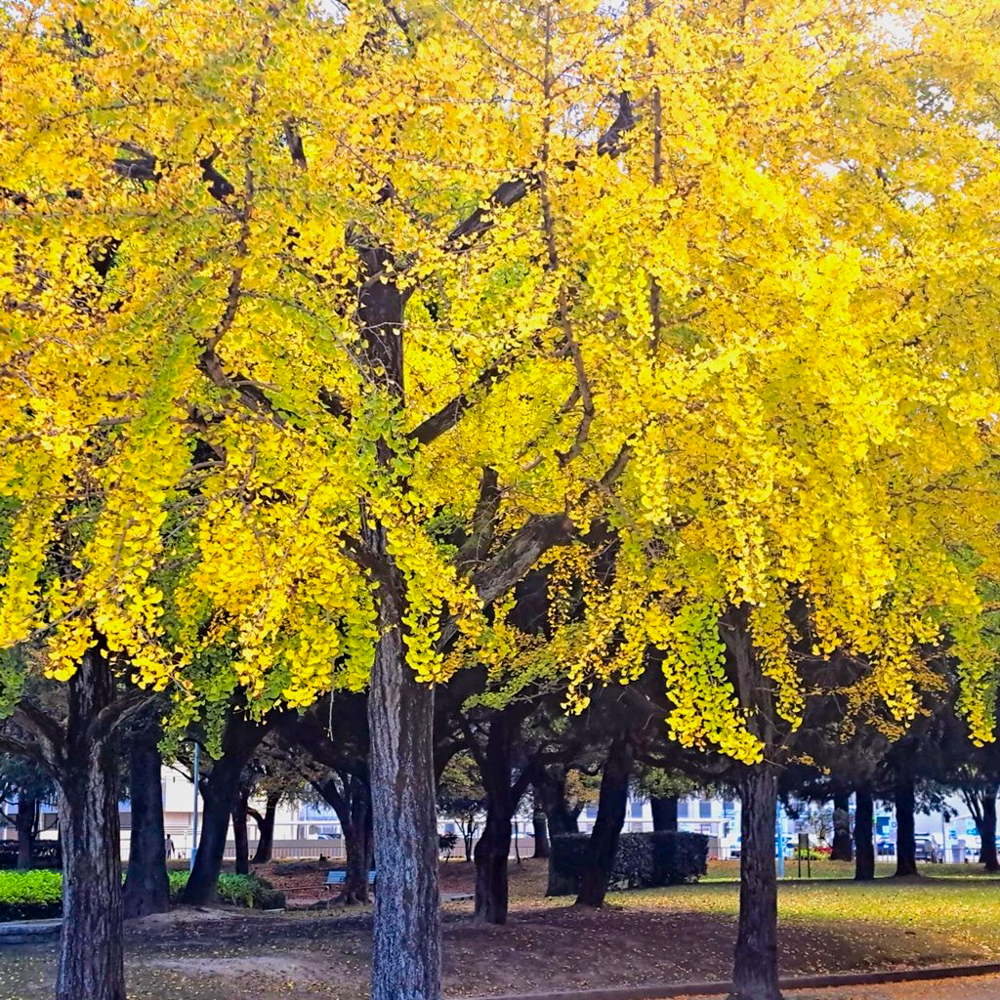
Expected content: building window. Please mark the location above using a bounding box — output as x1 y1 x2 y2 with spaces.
586 804 597 819
699 800 712 819
678 799 689 819
631 801 643 819
723 799 735 817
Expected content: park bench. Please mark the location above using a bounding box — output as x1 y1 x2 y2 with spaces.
325 869 376 893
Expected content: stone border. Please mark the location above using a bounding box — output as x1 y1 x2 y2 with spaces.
461 962 1000 1000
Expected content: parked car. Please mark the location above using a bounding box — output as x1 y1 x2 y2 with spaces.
914 835 941 862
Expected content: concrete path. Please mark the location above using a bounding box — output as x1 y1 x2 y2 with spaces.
685 974 1000 1000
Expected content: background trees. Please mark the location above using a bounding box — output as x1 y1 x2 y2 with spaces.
3 3 1000 1000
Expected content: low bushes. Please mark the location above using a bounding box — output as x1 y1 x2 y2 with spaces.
548 831 709 896
167 871 285 909
0 869 284 922
0 841 61 870
0 870 63 921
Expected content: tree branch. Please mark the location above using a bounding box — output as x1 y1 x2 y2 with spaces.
88 690 160 749
445 91 635 250
455 467 501 572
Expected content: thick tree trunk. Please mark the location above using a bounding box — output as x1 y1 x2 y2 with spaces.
367 574 440 1000
830 791 852 862
123 736 169 919
854 787 875 881
474 810 511 923
473 710 530 924
538 772 580 836
894 780 918 877
232 793 250 876
15 792 36 870
56 650 126 1000
980 795 999 872
576 735 632 908
182 715 267 905
732 764 780 1000
532 809 550 858
251 793 279 865
650 795 679 832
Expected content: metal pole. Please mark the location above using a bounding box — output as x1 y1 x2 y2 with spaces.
190 742 200 871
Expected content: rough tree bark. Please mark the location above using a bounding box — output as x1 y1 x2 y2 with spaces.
893 779 918 878
854 787 875 881
55 649 127 1000
650 795 679 832
576 734 632 908
733 764 780 1000
723 606 781 1000
15 791 36 871
250 792 281 865
830 790 852 862
367 571 441 1000
123 732 170 919
181 713 270 905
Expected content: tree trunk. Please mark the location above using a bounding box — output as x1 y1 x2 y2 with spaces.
732 764 780 1000
251 793 279 865
854 787 875 881
532 809 550 858
15 792 36 870
345 777 374 904
538 771 580 835
576 735 632 908
314 771 373 904
979 792 999 872
474 810 511 923
473 709 530 924
893 780 918 877
367 571 441 1000
182 714 267 905
830 791 852 862
461 821 476 862
123 735 169 919
232 792 250 876
55 649 126 1000
650 795 679 832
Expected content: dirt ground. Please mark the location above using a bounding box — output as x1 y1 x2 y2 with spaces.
3 859 1000 1000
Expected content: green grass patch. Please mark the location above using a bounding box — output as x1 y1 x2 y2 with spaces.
604 874 1000 969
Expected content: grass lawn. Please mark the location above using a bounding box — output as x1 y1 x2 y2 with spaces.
1 859 999 1000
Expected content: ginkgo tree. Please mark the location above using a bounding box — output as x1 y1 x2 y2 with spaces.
3 2 1000 1000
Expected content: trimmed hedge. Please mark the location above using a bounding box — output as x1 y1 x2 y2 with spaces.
0 841 61 870
0 870 62 921
547 831 709 896
0 869 285 922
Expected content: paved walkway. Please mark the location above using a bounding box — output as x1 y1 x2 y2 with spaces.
685 974 1000 999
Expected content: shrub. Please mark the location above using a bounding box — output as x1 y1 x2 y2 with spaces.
548 831 709 896
0 841 61 870
0 870 63 921
167 870 285 909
